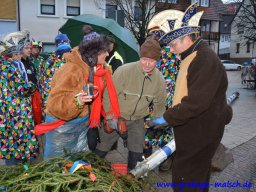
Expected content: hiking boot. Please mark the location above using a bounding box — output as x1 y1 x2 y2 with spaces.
159 157 173 171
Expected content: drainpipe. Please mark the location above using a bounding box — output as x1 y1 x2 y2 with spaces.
217 20 220 56
16 0 20 30
209 20 211 46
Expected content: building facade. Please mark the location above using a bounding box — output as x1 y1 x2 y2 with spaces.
230 0 256 64
219 2 240 60
157 0 226 54
18 0 105 52
0 0 17 39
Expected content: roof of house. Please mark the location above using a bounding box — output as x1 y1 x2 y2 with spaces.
224 2 241 15
156 0 226 21
220 15 233 33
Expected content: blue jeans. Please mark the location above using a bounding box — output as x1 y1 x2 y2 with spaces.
44 115 89 159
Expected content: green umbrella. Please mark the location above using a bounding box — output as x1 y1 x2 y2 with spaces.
59 14 139 63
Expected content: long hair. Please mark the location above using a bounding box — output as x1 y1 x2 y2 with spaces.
79 34 110 83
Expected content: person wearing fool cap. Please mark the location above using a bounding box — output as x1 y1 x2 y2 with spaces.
30 38 45 81
149 3 233 191
0 31 39 165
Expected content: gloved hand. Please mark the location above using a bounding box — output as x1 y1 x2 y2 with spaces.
147 116 168 129
108 119 118 130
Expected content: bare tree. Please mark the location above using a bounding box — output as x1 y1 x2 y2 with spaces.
231 0 256 42
95 0 172 45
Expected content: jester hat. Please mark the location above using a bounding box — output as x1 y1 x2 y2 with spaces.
148 2 204 45
0 31 30 56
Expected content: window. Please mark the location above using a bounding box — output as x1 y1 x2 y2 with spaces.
66 0 80 16
134 0 142 21
225 35 228 41
237 25 244 34
167 0 177 3
228 35 231 42
201 0 209 7
158 0 166 2
41 0 55 15
105 4 124 27
247 42 250 53
106 4 117 20
191 0 209 7
191 0 198 4
134 6 142 21
236 43 240 53
221 35 224 42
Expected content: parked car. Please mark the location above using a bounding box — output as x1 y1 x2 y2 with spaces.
221 60 242 71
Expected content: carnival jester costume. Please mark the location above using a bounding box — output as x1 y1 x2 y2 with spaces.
0 58 39 160
144 46 180 152
40 53 67 110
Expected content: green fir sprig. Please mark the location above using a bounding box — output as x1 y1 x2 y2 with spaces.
0 152 142 192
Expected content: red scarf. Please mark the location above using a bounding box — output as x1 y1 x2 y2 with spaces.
89 65 120 128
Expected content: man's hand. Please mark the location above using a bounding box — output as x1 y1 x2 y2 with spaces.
148 116 168 129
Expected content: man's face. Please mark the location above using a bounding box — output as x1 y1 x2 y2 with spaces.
169 36 190 55
140 57 157 74
22 45 31 58
12 53 22 61
31 46 41 56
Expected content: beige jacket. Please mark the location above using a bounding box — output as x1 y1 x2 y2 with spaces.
104 61 166 120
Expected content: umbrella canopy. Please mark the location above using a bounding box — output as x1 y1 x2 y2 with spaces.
59 14 139 63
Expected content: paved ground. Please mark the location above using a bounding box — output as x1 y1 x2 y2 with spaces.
106 70 256 192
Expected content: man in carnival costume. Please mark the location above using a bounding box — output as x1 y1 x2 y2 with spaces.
0 31 39 165
149 3 233 191
30 38 44 76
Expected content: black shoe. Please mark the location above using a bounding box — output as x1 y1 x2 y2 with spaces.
159 157 173 171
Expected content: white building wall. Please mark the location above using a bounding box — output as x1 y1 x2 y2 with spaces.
19 0 105 47
219 34 230 50
210 21 219 32
230 0 256 62
219 34 231 55
0 20 17 39
230 29 256 60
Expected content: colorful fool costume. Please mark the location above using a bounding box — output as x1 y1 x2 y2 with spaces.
30 39 44 74
0 31 39 163
40 34 71 111
30 39 45 93
144 46 180 152
148 3 232 191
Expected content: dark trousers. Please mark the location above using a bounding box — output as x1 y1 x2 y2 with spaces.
172 139 221 192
